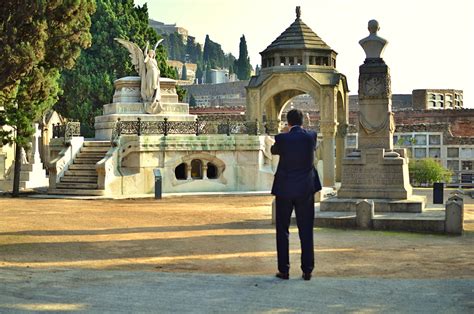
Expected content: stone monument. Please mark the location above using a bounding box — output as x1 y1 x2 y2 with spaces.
321 20 424 212
94 39 196 140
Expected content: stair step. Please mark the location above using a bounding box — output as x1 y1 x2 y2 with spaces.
49 188 105 196
69 164 97 170
83 141 110 147
81 147 110 153
61 176 97 183
74 158 101 164
65 170 97 176
56 182 98 189
76 152 106 159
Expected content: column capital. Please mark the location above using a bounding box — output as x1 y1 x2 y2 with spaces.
320 121 337 135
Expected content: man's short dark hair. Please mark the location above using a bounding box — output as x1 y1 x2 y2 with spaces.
287 109 304 126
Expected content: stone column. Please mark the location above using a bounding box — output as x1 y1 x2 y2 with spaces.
186 162 192 179
202 164 208 180
335 123 347 182
0 151 5 180
320 121 336 187
246 89 262 131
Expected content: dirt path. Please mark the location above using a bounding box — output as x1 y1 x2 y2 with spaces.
0 195 473 279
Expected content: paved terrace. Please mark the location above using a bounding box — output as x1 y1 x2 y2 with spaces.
0 192 473 312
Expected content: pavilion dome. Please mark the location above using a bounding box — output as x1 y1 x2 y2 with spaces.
260 7 338 69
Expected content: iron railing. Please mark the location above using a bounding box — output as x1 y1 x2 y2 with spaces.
113 118 260 137
52 121 81 139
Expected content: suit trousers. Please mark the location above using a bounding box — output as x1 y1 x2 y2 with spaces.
275 193 315 274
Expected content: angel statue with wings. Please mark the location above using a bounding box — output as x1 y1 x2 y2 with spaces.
115 38 164 114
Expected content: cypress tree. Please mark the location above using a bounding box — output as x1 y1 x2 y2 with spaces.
189 94 197 107
181 63 188 80
235 35 252 80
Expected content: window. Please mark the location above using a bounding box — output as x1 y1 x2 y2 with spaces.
414 134 426 145
447 148 459 158
175 163 187 180
447 160 459 171
461 161 473 170
207 162 218 179
414 148 426 158
429 148 441 158
460 148 474 159
191 159 203 179
399 135 413 146
429 135 441 145
346 135 357 147
297 57 303 65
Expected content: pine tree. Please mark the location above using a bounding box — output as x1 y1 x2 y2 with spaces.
235 35 252 80
0 0 95 196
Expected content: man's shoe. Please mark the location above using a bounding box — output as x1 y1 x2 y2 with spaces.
275 272 289 280
302 272 312 281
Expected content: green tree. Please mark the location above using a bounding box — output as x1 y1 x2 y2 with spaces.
0 0 95 196
56 0 177 136
181 63 188 80
409 158 452 186
234 35 252 80
205 63 212 84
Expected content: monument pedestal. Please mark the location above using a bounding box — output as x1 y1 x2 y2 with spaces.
337 148 412 199
94 77 196 140
321 19 424 215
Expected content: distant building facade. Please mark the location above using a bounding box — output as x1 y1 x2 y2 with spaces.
412 89 463 110
166 60 197 85
182 81 248 107
149 19 188 43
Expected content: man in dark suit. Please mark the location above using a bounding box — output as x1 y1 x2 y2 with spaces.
271 109 322 281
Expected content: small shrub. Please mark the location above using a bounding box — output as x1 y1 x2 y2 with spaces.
408 158 452 186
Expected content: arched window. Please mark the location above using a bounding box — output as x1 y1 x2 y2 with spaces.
207 162 218 179
191 159 203 179
175 163 187 180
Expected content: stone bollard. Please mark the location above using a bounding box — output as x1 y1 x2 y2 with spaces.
445 195 464 235
271 198 276 224
356 199 374 229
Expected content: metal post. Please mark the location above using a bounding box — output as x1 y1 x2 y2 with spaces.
226 119 230 136
195 117 200 136
164 117 168 136
137 117 141 136
153 169 162 199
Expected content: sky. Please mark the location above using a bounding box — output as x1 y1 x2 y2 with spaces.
136 0 474 107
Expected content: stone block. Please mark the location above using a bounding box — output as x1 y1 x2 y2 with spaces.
445 199 463 235
356 200 374 229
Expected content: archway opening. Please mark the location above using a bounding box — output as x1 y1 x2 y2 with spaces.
207 162 218 179
278 92 319 132
175 163 187 180
191 159 203 179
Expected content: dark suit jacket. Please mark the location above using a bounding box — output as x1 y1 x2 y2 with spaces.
271 125 322 198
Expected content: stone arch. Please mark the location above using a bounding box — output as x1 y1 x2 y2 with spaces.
260 73 322 122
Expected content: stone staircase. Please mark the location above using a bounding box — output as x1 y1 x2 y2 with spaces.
49 141 110 196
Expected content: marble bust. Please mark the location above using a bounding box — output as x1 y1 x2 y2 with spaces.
359 20 388 59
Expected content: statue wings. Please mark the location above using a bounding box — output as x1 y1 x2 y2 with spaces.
114 38 145 77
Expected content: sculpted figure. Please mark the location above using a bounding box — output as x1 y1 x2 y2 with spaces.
115 38 164 114
359 20 388 59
